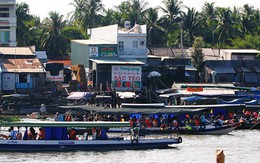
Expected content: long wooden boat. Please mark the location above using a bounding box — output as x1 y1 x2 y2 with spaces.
0 121 182 151
108 123 240 135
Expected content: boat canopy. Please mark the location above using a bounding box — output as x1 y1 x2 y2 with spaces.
0 121 130 128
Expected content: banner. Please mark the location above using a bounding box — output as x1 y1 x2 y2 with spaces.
112 65 142 91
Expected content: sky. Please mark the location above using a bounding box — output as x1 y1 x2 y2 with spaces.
16 0 260 21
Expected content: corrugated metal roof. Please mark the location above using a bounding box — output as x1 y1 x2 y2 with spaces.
71 39 116 45
213 67 235 74
90 58 144 65
0 47 34 55
222 49 260 54
48 60 71 67
1 59 45 73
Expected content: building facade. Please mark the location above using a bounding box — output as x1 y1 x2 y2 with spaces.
71 24 147 92
0 0 16 47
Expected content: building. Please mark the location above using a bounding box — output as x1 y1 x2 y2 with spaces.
203 49 260 87
0 0 16 47
0 46 46 93
71 24 147 92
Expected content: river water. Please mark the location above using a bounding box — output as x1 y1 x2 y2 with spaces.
0 129 259 163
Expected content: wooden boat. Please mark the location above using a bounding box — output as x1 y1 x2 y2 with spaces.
108 123 240 135
0 121 182 151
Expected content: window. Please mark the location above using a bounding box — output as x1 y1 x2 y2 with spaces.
119 41 124 51
0 31 10 42
0 8 9 11
0 13 9 17
140 40 145 46
19 74 28 83
133 41 138 48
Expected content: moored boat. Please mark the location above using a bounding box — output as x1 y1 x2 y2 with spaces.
0 121 182 151
108 122 240 135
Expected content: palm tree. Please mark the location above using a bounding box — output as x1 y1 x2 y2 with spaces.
16 2 31 46
200 2 217 44
215 7 236 45
116 0 148 27
40 11 68 57
144 8 165 48
69 0 104 32
240 4 256 34
182 7 201 46
159 0 184 32
100 8 117 26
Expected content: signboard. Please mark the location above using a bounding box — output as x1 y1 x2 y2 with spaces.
112 65 141 91
89 47 99 57
46 71 64 82
187 87 203 92
89 46 117 57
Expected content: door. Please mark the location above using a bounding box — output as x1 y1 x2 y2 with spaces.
3 73 15 91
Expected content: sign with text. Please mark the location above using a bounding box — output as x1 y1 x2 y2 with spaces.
89 46 118 57
112 65 142 91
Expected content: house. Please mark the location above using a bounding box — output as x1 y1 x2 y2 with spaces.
0 46 46 94
1 58 45 93
0 0 16 47
71 24 147 92
203 48 260 87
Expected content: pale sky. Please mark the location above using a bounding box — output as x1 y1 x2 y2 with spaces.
16 0 260 21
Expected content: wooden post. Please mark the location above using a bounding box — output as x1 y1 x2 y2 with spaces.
216 149 225 163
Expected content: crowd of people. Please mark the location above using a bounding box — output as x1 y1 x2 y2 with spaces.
51 110 260 131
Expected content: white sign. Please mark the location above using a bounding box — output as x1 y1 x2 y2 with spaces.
112 65 142 91
89 47 98 57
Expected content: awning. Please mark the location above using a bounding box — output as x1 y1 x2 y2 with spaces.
240 67 251 72
89 58 144 65
254 67 260 72
213 67 235 74
185 71 191 77
244 73 257 83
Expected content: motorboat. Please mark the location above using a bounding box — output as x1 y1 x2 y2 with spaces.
0 121 182 151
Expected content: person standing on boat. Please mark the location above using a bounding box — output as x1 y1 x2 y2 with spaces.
40 104 47 115
54 112 60 121
200 113 207 129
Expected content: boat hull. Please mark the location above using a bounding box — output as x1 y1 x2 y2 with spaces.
0 138 181 151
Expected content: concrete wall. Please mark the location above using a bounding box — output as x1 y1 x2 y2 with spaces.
71 41 89 68
90 24 118 42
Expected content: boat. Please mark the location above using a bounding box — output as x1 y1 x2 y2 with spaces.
0 121 182 151
108 122 240 135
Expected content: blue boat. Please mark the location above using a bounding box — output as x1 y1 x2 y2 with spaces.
0 121 182 151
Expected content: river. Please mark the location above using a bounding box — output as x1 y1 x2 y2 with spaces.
0 129 259 163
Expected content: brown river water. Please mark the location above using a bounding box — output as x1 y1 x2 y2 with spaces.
0 129 259 163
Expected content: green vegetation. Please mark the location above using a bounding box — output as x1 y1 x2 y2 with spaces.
0 116 21 122
16 0 260 59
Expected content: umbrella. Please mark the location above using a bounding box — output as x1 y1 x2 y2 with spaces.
147 71 161 78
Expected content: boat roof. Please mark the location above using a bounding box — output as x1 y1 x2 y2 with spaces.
0 121 130 127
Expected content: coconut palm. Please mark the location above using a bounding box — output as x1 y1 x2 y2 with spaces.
215 7 237 44
69 0 104 32
182 7 201 46
116 0 148 27
144 7 165 47
40 11 68 57
200 2 218 44
159 0 184 32
16 2 31 46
